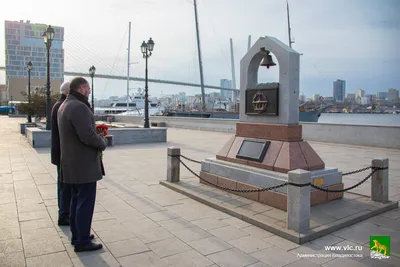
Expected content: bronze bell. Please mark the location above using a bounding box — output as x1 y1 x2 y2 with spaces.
259 48 276 68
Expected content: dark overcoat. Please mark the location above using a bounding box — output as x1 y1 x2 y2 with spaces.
57 93 107 184
50 94 67 166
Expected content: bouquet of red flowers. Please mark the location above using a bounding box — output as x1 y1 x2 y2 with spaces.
96 124 109 136
96 124 109 161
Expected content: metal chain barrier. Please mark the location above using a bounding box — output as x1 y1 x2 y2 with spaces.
179 155 202 164
310 171 375 192
342 166 373 176
169 154 388 194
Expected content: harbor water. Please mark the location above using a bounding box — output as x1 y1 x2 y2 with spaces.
318 113 400 126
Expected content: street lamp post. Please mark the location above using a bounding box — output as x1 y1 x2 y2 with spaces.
42 25 54 130
140 38 154 128
89 65 96 113
27 61 33 123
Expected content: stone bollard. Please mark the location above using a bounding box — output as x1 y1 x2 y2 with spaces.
167 147 180 183
287 169 311 233
371 158 389 203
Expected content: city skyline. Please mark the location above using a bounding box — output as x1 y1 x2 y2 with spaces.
305 87 398 100
0 0 399 99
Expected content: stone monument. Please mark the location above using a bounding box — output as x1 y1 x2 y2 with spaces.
200 36 343 211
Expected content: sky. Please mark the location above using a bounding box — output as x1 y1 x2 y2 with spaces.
0 0 399 99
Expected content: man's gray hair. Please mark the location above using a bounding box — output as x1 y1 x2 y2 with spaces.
60 81 70 95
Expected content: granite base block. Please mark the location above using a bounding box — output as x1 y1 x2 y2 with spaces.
201 158 342 195
19 122 36 135
200 171 344 211
108 128 167 145
26 127 51 148
199 158 343 211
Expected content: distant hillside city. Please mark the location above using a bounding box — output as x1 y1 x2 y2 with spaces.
299 80 399 114
94 78 399 114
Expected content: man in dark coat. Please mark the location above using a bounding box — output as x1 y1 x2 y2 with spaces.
50 81 72 226
58 77 107 252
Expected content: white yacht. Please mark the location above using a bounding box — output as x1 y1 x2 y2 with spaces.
94 94 160 116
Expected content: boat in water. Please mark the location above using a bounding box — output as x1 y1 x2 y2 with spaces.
94 93 161 116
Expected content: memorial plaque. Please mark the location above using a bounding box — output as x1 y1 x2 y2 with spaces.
236 139 271 162
245 84 279 116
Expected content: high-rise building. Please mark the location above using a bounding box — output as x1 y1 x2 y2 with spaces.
333 79 346 102
355 88 365 104
312 94 320 103
178 92 186 103
220 79 232 99
388 88 399 101
346 93 355 103
299 94 306 103
361 96 371 105
376 92 388 100
5 20 64 101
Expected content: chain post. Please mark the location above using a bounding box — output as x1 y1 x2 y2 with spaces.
167 147 181 183
371 158 389 203
287 169 311 233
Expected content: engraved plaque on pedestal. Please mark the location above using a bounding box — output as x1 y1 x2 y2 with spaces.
236 139 271 162
245 84 279 116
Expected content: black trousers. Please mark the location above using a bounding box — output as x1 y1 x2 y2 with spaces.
56 165 72 221
64 182 97 246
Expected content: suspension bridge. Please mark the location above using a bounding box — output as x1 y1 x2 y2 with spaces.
0 65 238 92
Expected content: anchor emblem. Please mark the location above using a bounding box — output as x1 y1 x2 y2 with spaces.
252 91 269 113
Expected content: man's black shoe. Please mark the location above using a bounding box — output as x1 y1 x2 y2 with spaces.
58 218 70 226
74 242 103 252
71 234 95 245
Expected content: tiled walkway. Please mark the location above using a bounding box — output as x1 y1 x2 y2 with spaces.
1 116 399 266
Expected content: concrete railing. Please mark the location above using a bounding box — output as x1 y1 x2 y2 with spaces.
300 122 399 149
114 115 400 149
115 115 236 133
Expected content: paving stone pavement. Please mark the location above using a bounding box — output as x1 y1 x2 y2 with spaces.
1 116 400 267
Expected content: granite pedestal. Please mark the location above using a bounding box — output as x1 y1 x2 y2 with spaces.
199 36 343 211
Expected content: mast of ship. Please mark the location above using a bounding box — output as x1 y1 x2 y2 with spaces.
193 0 206 111
287 1 294 48
287 0 304 109
229 38 237 106
126 21 131 109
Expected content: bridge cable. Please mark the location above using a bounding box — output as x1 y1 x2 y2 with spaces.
63 34 125 75
65 28 127 74
98 25 129 100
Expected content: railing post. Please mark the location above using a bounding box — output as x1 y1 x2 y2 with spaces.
287 169 311 233
371 158 389 203
167 147 180 183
